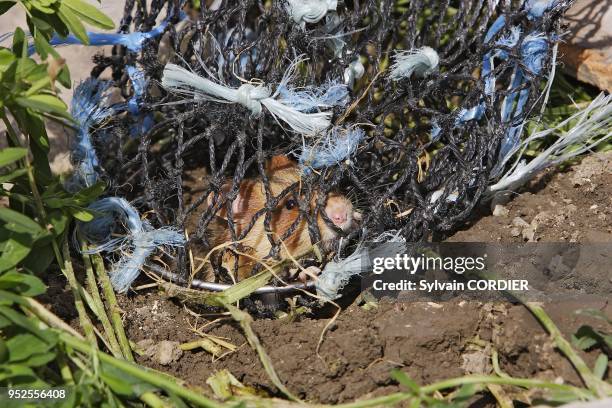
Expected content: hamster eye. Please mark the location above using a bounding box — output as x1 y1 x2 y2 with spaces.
285 199 297 210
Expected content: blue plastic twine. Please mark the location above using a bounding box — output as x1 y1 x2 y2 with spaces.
67 78 116 189
277 81 349 113
80 198 185 293
298 127 364 174
126 65 154 136
44 20 168 53
458 0 557 176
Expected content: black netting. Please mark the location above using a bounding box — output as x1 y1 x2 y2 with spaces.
90 0 572 284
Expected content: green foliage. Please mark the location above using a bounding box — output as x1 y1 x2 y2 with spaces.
0 0 115 402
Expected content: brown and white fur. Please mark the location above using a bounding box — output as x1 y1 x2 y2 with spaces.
206 155 361 280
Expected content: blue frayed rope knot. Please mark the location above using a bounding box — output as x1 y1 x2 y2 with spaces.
298 126 364 174
79 197 185 293
161 57 349 136
316 231 407 301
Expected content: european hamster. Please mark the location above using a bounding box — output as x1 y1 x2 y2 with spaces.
205 155 361 280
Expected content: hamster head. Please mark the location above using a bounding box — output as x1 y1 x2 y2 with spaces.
206 155 361 278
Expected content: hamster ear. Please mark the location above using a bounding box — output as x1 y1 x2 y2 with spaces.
265 155 296 175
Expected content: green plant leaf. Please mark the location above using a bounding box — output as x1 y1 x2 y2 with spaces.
70 207 94 222
30 21 54 50
0 338 7 363
22 243 55 274
593 353 608 380
100 363 157 398
0 364 38 384
0 270 46 296
0 168 27 183
572 333 598 350
11 27 27 58
57 63 71 88
0 305 52 341
0 147 27 167
63 0 114 30
30 0 56 14
6 333 56 367
13 110 53 184
30 9 70 38
47 209 69 236
0 232 31 272
544 390 582 405
0 207 45 235
0 48 16 69
0 288 28 306
74 181 106 204
15 94 69 117
57 4 89 45
453 383 479 402
572 325 608 351
390 369 420 393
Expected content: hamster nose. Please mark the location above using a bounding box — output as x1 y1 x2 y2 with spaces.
329 210 348 226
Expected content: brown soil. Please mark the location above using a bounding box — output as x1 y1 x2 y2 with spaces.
41 152 612 405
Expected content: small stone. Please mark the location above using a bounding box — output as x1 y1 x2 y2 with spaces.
590 204 598 211
522 226 536 242
510 227 521 237
492 204 509 217
512 217 530 228
531 211 551 229
155 341 183 366
135 339 156 358
462 347 492 375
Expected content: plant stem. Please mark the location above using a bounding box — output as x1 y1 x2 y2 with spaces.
23 297 84 340
525 302 612 397
1 110 23 148
91 252 134 362
225 304 300 402
334 375 592 408
491 349 510 379
419 375 592 396
333 392 413 408
56 349 75 385
61 239 98 346
180 339 222 357
140 391 167 408
59 332 223 408
81 242 123 359
487 384 513 408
